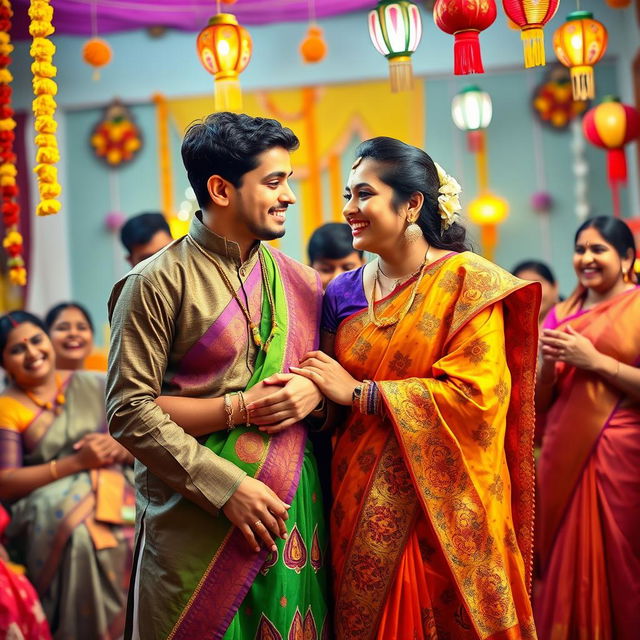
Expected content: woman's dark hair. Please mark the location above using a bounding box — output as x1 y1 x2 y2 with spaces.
574 216 637 259
354 137 469 253
512 260 556 285
45 302 94 333
181 112 300 209
0 311 48 366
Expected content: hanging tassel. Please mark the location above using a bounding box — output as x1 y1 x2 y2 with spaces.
521 27 545 68
388 56 413 93
570 66 595 101
467 130 484 153
214 74 242 112
453 30 484 75
607 147 627 184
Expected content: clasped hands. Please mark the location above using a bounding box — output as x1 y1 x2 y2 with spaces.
539 325 603 374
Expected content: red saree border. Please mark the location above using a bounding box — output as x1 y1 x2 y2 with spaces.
169 251 322 640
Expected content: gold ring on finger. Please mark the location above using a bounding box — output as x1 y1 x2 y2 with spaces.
254 520 263 528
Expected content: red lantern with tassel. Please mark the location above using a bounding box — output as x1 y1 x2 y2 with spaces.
502 0 560 68
583 97 640 217
433 0 497 75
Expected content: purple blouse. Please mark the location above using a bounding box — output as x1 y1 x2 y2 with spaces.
322 268 368 333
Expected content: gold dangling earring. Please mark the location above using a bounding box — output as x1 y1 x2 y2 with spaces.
623 269 631 284
404 221 423 244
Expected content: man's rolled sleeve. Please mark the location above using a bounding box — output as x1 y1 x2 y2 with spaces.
106 273 246 514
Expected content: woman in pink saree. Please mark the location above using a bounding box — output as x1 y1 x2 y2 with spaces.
535 216 640 640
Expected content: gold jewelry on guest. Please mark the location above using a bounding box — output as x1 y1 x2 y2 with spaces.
237 391 250 428
25 373 66 415
49 459 59 480
223 393 235 431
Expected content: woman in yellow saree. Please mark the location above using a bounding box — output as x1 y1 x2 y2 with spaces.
290 138 540 639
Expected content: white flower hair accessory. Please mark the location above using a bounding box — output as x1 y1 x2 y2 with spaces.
434 162 462 231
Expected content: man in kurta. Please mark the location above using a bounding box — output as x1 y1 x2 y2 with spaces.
106 112 329 639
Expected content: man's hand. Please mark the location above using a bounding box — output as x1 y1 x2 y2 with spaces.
222 476 289 552
246 374 322 434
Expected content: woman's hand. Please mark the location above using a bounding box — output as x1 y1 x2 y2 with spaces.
246 374 322 434
290 351 359 406
73 433 122 469
540 326 604 371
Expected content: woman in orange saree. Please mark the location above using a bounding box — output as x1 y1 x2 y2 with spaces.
291 138 540 639
536 217 640 640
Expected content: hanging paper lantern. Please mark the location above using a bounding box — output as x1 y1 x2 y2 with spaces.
502 0 560 68
553 11 607 101
433 0 497 75
368 1 422 92
583 97 640 218
300 25 327 63
451 85 492 152
196 12 252 112
82 37 112 80
469 193 509 261
605 0 631 8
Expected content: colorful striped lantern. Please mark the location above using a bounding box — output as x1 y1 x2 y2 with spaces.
583 97 640 217
196 12 252 112
451 85 492 152
368 1 423 92
433 0 497 75
553 11 607 101
502 0 560 68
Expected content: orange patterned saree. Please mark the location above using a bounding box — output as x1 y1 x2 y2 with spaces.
331 252 540 640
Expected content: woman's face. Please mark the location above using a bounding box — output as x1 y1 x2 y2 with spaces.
573 227 632 294
342 158 411 255
2 322 55 387
49 307 94 368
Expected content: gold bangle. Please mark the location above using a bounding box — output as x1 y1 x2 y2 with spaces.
223 393 235 431
50 459 59 480
238 391 250 428
614 360 621 378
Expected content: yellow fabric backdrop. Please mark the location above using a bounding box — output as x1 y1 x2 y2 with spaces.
167 78 425 247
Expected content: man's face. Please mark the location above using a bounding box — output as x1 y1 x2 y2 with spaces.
312 252 365 290
228 146 296 242
128 230 173 267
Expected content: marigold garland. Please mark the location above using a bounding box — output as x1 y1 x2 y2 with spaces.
29 0 61 217
0 0 25 285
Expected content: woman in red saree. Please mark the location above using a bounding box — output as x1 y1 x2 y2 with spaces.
536 216 640 640
290 137 540 639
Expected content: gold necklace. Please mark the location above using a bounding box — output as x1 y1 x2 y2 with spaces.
188 237 277 352
368 248 430 328
24 373 66 415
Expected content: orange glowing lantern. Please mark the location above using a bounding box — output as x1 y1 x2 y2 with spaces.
502 0 560 68
469 193 509 261
553 11 607 101
82 37 112 80
196 13 252 112
583 97 640 217
300 26 327 63
605 0 631 7
433 0 497 75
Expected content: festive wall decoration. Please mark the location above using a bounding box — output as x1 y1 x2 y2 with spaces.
82 37 112 80
196 11 252 112
583 97 640 217
502 0 560 68
90 100 142 166
553 11 608 101
468 193 509 261
368 0 422 92
433 0 496 75
29 0 61 217
605 0 631 8
532 65 588 130
0 0 25 285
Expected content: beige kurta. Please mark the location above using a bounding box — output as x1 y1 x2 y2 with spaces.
106 213 321 636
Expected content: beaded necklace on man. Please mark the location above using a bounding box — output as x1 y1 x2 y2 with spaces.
188 237 278 352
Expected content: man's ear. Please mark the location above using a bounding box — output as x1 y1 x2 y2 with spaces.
207 175 231 207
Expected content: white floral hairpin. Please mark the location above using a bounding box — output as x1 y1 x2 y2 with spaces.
434 162 462 231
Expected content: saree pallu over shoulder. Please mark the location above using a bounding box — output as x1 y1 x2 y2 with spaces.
168 245 323 640
333 252 540 640
537 286 640 567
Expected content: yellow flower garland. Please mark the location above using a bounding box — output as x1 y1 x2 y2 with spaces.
29 0 61 216
0 0 26 285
